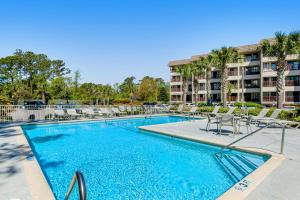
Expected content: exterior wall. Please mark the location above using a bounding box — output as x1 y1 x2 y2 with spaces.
169 48 300 106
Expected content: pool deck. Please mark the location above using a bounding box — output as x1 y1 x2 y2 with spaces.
0 115 300 199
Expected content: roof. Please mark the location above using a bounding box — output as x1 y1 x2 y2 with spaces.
168 59 191 67
168 38 276 66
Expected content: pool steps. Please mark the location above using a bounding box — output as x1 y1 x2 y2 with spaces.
214 152 258 183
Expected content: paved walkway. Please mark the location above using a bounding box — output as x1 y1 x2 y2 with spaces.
1 116 299 199
140 118 300 200
0 126 32 199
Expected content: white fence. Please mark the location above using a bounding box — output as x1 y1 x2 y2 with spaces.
0 105 168 123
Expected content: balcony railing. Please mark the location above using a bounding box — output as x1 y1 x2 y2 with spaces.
199 86 205 91
171 88 181 92
263 81 276 87
285 80 300 86
228 96 237 101
241 84 260 89
263 96 277 102
171 78 181 82
245 71 260 75
196 97 205 102
228 71 238 76
287 64 300 71
285 96 300 102
171 97 181 101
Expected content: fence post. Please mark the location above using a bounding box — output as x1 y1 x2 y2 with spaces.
280 123 286 154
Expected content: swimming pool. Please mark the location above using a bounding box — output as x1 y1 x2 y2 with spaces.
22 116 269 199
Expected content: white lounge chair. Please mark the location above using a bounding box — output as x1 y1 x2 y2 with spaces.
250 108 269 124
66 109 81 119
53 109 68 120
226 107 236 115
99 107 113 117
257 109 281 126
184 106 199 117
82 108 99 118
112 107 126 116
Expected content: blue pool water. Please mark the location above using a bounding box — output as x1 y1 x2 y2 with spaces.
22 116 268 199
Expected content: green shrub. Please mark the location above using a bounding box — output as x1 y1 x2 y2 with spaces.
197 106 214 113
294 116 300 122
266 107 275 117
234 102 263 108
233 108 242 115
112 98 131 104
248 108 262 116
0 96 10 105
218 107 229 113
278 110 296 121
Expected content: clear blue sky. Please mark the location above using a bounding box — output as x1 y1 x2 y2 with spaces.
1 0 299 84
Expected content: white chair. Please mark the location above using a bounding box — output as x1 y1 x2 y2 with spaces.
66 109 81 119
54 109 68 120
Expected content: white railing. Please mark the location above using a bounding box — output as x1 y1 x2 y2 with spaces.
0 105 170 123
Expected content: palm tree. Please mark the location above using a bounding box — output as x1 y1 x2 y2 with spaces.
191 56 212 104
260 31 300 108
211 47 240 107
176 64 192 104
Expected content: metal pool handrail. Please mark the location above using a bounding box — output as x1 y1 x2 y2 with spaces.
222 121 286 154
65 171 87 200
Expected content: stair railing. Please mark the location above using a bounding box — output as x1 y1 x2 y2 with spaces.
65 171 87 200
222 121 286 154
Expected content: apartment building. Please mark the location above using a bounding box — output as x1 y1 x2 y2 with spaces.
169 42 300 106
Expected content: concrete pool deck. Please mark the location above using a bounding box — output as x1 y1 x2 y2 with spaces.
0 115 300 199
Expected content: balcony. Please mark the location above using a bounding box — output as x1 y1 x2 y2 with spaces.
263 81 276 87
199 86 205 91
171 88 181 92
196 97 205 102
263 96 277 102
285 80 300 86
228 70 238 76
228 96 237 101
242 84 260 89
285 96 300 102
245 71 260 75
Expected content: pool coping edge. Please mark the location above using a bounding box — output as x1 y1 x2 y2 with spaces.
139 124 285 200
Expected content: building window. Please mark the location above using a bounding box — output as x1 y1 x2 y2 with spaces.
287 61 300 71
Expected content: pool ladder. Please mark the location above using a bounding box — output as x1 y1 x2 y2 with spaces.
65 171 87 200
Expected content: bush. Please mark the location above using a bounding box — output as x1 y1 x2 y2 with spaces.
197 106 214 113
112 98 131 104
218 107 229 113
234 102 263 108
266 107 275 117
0 96 10 105
248 108 262 116
294 116 300 122
278 110 296 121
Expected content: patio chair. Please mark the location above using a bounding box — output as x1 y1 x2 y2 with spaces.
250 108 269 124
217 114 238 135
226 106 236 115
238 116 253 134
99 107 114 117
112 107 126 116
82 108 99 118
118 105 126 112
257 109 281 126
172 104 184 114
205 106 221 131
185 106 199 117
66 109 81 119
53 109 68 120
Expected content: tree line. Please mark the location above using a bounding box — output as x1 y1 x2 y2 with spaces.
0 50 169 105
176 31 300 108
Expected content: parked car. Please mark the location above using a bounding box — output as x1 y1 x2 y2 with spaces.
23 101 45 110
